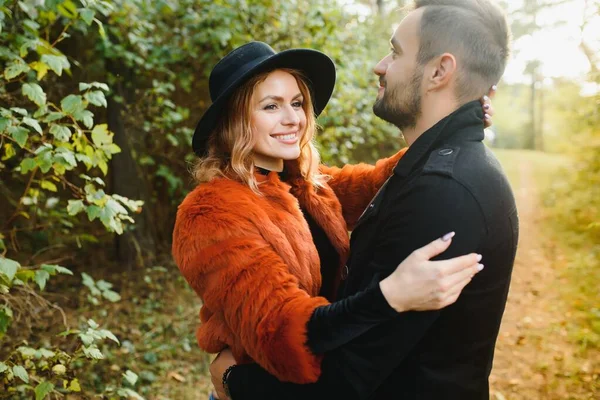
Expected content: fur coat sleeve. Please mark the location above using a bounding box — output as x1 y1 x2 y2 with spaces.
172 184 330 383
319 148 408 229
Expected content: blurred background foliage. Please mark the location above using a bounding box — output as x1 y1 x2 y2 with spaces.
0 0 598 398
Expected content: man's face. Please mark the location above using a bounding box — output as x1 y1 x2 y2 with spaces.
373 9 424 130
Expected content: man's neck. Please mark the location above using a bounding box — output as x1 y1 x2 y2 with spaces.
402 94 459 146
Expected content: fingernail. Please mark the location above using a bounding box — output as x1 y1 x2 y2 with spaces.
492 85 497 91
476 254 482 262
484 104 490 110
484 113 490 120
441 232 455 242
477 264 484 271
483 95 489 101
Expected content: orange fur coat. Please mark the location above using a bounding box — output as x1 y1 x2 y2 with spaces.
171 148 406 383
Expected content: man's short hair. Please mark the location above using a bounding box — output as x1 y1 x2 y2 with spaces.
413 0 511 101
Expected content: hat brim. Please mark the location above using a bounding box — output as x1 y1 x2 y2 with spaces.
192 49 336 156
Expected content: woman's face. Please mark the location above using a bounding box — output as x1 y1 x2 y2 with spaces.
250 70 306 171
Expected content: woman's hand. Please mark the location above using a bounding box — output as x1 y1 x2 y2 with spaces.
481 85 497 128
210 349 237 400
380 232 483 312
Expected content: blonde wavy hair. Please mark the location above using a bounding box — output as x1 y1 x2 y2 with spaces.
192 68 327 193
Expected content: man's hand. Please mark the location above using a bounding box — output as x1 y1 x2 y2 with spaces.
210 349 237 400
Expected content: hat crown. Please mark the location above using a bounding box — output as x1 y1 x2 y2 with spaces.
209 42 276 101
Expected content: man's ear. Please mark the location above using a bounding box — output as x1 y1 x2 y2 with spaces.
425 53 457 92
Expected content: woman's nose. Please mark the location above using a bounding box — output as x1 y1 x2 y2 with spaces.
282 106 300 125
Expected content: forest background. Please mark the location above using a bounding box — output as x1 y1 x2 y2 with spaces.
0 0 598 399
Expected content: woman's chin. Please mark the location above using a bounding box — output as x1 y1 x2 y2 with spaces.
278 148 301 161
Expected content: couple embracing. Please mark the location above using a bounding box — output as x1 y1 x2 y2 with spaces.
172 0 518 399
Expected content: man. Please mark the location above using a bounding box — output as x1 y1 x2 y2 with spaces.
211 0 518 398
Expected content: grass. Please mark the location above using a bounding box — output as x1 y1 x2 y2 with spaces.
493 147 599 398
492 148 569 191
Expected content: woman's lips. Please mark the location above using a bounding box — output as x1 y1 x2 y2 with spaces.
270 132 299 144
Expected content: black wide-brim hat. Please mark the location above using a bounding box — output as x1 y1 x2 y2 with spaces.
192 41 336 156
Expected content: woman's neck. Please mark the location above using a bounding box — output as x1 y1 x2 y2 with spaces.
252 154 284 172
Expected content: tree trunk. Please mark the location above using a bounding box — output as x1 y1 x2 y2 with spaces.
537 84 544 151
528 71 537 150
106 76 157 269
376 0 385 15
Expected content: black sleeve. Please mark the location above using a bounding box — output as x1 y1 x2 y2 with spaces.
228 176 486 400
307 281 398 354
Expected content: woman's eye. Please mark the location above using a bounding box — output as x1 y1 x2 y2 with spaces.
292 101 303 108
263 104 277 110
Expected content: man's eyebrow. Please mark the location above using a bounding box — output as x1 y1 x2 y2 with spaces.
258 93 303 102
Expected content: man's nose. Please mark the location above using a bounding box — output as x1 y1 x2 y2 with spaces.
374 56 388 76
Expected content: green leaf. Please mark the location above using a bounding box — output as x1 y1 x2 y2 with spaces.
55 149 77 169
57 0 78 19
22 83 47 107
23 117 42 134
94 18 106 39
73 109 93 128
91 124 111 146
4 60 30 80
0 117 10 133
92 82 109 91
34 270 50 291
99 329 120 344
0 257 20 281
0 307 13 334
86 205 101 221
17 346 36 358
29 61 49 81
2 143 15 161
96 280 113 291
36 348 55 358
0 362 8 373
60 94 84 115
35 381 54 400
12 365 29 383
87 319 99 329
68 378 81 392
67 200 85 216
79 82 109 91
123 370 138 386
82 345 104 359
41 54 70 76
15 269 35 283
36 149 53 173
45 112 65 122
79 332 94 346
40 180 57 192
41 264 73 275
11 107 27 116
79 8 95 25
9 126 29 147
84 91 107 107
20 158 37 173
49 125 71 141
102 289 121 302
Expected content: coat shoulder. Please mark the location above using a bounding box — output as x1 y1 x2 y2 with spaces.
178 178 258 218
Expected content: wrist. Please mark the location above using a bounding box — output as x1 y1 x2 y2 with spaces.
222 364 237 398
379 278 406 313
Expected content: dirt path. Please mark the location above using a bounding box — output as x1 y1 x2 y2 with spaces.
489 160 595 399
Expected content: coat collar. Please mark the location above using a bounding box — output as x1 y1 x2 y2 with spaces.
393 100 485 178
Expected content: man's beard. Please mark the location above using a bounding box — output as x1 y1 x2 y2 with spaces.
373 68 423 131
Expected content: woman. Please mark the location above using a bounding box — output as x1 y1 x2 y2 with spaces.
172 42 486 390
